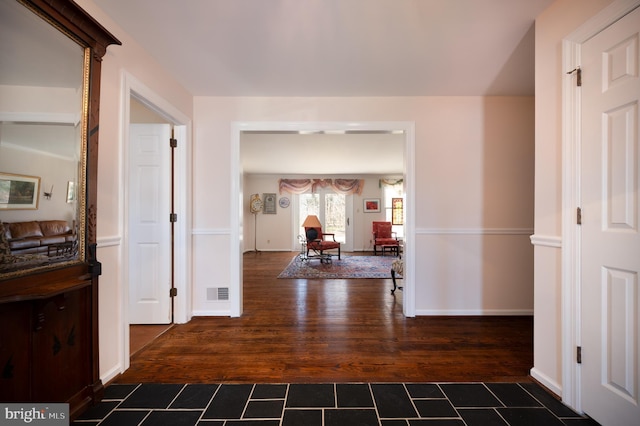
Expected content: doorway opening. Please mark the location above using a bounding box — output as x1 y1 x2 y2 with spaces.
121 72 192 370
231 122 416 318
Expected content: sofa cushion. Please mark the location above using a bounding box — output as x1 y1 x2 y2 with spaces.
9 238 41 250
39 220 71 236
8 221 43 239
40 235 66 245
376 237 398 246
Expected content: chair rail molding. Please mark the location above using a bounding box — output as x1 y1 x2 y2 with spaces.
97 235 122 248
530 234 562 248
192 228 233 235
417 227 534 236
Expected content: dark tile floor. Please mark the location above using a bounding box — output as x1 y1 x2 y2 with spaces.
73 382 600 425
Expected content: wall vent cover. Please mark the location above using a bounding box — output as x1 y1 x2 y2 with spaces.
207 287 229 301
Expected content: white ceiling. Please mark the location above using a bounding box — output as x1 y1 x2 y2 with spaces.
241 131 406 175
3 0 555 175
91 0 553 175
93 0 554 97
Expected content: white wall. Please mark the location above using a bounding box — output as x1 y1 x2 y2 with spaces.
77 0 535 384
193 96 535 316
76 0 194 383
532 0 613 396
0 128 77 223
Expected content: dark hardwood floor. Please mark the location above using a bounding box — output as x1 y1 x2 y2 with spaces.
115 251 533 384
130 324 173 356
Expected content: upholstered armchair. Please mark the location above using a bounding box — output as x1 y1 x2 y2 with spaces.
302 215 341 260
372 221 399 255
304 226 341 260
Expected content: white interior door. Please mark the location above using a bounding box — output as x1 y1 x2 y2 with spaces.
129 123 172 324
581 6 640 425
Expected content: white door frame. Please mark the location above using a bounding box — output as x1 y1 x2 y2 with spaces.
231 121 416 318
120 72 193 369
561 0 640 412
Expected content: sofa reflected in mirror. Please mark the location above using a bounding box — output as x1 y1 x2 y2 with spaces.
0 220 77 273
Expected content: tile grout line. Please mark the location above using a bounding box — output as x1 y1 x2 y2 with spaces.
72 382 595 425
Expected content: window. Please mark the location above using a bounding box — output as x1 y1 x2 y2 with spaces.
299 192 346 243
383 183 404 238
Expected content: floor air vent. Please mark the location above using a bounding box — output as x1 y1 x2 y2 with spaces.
207 287 229 301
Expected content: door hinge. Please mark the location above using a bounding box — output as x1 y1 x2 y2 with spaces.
170 213 178 223
577 346 582 364
577 207 582 225
169 137 177 148
169 287 177 298
567 67 582 87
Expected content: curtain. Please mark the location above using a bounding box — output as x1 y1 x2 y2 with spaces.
279 178 364 195
379 178 403 188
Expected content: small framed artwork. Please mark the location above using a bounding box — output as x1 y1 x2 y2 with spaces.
363 198 380 213
0 172 40 210
263 193 277 214
66 181 77 203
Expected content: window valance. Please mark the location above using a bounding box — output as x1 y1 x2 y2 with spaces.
379 178 403 188
279 178 364 195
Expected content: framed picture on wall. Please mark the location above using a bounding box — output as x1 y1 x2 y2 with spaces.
0 172 40 210
363 198 380 213
66 181 77 203
263 193 277 214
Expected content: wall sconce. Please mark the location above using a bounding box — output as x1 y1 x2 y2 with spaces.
43 185 53 200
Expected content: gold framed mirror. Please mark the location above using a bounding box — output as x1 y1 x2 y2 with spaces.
0 0 119 418
0 0 89 278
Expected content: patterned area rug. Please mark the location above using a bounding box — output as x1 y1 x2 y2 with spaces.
278 255 397 279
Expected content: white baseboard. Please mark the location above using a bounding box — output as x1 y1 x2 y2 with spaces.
101 364 123 385
530 367 562 397
415 309 534 316
192 309 231 317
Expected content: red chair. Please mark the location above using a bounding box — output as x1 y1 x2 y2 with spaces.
372 221 399 255
304 226 341 260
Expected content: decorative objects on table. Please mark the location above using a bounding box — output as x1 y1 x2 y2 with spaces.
363 198 380 213
0 172 41 210
263 193 277 214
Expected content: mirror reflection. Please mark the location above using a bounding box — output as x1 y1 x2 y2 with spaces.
0 0 86 275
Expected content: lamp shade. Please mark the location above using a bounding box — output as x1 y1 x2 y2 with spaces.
301 215 322 228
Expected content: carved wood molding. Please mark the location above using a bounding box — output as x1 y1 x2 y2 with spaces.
19 0 121 58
